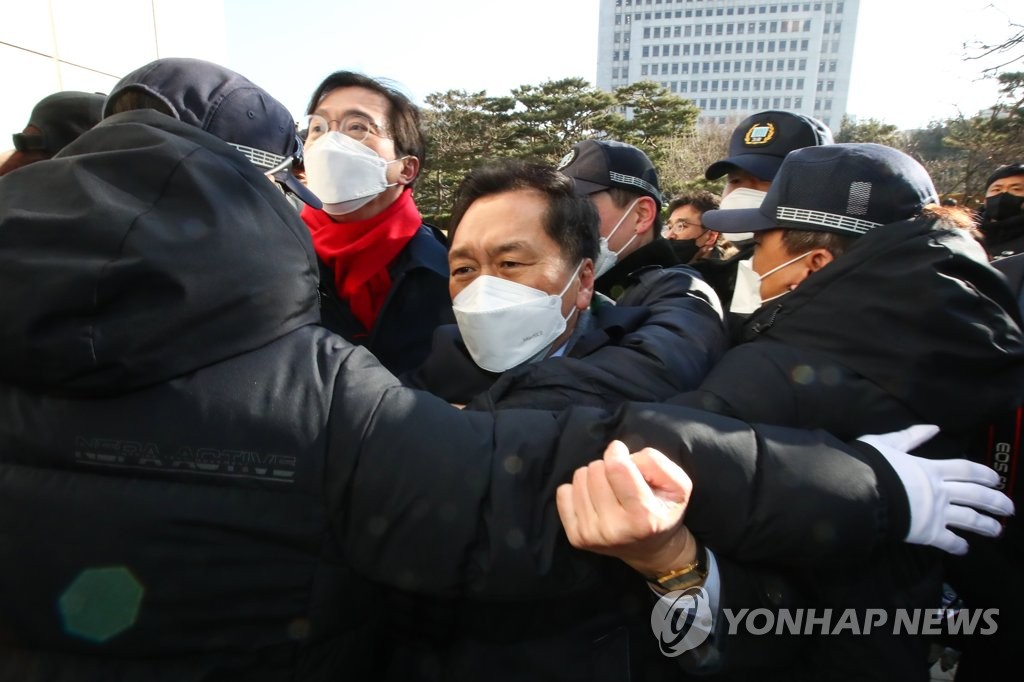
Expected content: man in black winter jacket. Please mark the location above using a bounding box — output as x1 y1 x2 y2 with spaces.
979 163 1024 260
659 144 1024 681
0 61 1011 682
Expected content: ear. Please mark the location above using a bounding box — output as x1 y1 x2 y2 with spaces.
397 155 420 185
703 230 720 248
575 258 595 310
807 248 834 273
632 196 660 236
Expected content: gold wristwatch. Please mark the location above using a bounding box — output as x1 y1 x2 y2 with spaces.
649 538 709 592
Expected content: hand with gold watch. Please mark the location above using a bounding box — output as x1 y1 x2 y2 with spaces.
556 439 699 583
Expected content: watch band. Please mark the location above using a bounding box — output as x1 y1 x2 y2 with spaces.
650 538 709 592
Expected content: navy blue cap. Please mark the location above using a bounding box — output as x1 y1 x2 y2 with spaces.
703 143 938 236
557 139 663 208
705 110 833 182
104 58 320 209
12 91 105 155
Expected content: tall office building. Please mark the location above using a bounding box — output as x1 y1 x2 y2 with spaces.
596 0 860 130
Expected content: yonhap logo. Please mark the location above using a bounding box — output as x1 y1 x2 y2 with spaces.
650 587 714 656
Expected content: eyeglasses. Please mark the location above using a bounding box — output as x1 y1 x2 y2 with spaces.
666 219 706 233
305 113 389 144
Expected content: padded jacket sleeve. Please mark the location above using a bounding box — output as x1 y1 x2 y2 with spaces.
324 346 906 598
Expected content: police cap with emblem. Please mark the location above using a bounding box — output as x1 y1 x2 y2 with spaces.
703 143 937 237
557 139 663 209
705 110 833 182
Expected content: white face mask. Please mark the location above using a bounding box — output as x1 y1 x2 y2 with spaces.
718 187 768 243
594 198 641 278
304 132 402 215
453 262 583 373
728 251 811 315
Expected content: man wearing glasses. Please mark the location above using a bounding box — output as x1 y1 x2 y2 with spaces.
299 72 452 376
664 190 738 264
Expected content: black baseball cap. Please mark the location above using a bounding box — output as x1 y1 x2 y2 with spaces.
12 91 105 155
705 110 833 182
987 163 1024 189
557 139 663 208
703 143 938 237
104 58 321 209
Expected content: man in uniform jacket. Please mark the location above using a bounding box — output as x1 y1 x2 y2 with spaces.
668 144 1024 681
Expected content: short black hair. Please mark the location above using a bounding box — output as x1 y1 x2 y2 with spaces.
449 160 600 266
667 190 721 216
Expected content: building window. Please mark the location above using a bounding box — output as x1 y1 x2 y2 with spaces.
683 45 690 55
784 96 792 108
685 25 692 36
674 44 681 55
662 63 669 74
614 51 621 61
795 96 803 108
641 65 649 75
643 46 650 57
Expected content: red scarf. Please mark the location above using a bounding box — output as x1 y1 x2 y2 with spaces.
302 189 423 332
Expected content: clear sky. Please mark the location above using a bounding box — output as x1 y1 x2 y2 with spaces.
222 0 1019 132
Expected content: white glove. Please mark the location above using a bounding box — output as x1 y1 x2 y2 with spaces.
857 424 1014 555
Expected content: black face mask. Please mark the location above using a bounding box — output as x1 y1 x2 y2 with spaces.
986 192 1024 222
668 237 701 264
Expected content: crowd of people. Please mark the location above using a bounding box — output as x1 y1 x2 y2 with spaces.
1 57 1023 682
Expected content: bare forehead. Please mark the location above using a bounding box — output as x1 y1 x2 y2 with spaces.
992 174 1024 187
